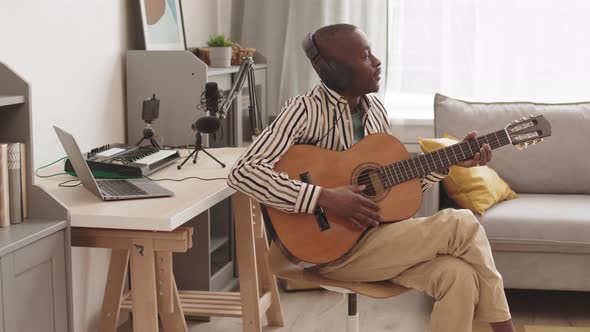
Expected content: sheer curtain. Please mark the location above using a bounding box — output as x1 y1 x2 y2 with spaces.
234 0 387 118
385 0 590 123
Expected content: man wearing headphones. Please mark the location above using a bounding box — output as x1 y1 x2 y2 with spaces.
228 24 514 332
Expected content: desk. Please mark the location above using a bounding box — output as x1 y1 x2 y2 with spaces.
37 147 284 332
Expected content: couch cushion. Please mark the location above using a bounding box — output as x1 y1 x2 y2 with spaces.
477 194 590 251
419 135 517 215
434 94 590 194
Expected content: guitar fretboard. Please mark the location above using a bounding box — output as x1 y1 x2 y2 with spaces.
380 129 511 188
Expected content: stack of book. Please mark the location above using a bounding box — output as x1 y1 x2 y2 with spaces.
0 142 27 227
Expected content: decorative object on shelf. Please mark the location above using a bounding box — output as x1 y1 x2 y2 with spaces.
206 35 233 67
139 0 186 50
198 42 257 66
231 43 256 65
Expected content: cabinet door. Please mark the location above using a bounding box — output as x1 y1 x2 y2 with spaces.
1 231 67 332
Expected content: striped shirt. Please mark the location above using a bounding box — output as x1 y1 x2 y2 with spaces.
227 82 448 214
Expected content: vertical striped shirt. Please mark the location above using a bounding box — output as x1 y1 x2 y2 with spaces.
227 83 448 214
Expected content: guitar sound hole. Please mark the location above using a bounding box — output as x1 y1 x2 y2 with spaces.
356 169 378 197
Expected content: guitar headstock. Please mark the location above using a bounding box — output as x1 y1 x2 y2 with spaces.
505 115 551 151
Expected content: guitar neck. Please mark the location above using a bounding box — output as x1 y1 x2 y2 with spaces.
381 129 511 188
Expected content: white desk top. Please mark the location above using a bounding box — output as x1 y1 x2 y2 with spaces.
36 147 246 231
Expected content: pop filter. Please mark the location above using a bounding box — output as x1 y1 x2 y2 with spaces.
191 116 220 134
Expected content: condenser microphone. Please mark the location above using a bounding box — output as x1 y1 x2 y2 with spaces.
201 82 225 117
193 82 224 134
205 82 219 115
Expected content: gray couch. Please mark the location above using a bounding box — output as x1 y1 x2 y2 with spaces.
424 94 590 291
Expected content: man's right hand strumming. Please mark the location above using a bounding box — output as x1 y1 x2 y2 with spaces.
317 185 381 230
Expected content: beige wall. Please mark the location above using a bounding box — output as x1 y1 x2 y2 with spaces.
0 0 230 331
182 0 233 47
0 1 136 331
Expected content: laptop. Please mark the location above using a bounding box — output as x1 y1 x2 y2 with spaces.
54 126 174 201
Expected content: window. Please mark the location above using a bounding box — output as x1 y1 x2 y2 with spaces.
385 0 590 125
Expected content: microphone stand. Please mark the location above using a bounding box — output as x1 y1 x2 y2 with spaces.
178 57 262 170
177 131 226 170
219 56 263 138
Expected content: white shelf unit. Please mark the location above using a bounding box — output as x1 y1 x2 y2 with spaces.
0 62 71 331
0 95 25 107
126 49 268 148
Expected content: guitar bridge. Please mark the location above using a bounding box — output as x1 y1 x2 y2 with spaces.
299 172 330 231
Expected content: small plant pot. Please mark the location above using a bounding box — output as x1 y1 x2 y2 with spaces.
209 47 232 67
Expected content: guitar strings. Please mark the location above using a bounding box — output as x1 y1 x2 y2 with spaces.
358 135 510 188
353 134 511 188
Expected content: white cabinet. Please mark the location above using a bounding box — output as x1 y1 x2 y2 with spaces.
0 63 71 331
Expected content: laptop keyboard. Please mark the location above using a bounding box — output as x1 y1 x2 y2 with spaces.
98 180 147 196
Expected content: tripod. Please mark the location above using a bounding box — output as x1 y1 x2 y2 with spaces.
136 124 162 149
177 131 225 170
136 94 162 149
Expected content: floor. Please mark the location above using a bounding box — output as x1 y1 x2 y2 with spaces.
118 288 590 331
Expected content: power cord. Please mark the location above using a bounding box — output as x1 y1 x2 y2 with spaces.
315 104 347 144
35 156 80 187
58 179 82 187
35 155 226 188
144 175 226 182
35 156 68 178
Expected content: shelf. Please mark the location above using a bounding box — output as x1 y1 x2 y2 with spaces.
121 290 244 318
219 277 239 292
210 260 235 291
0 219 67 257
210 236 228 254
207 64 267 77
0 95 25 107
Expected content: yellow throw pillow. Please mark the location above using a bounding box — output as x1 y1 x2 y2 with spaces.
418 134 517 215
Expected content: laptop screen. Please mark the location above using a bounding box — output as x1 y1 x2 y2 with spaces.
53 126 104 199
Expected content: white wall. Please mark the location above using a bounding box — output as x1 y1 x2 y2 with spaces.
0 1 136 331
182 0 233 48
0 1 232 330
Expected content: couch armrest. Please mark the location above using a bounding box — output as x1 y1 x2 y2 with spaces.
414 182 440 218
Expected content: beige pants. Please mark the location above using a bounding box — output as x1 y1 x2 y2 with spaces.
318 208 511 332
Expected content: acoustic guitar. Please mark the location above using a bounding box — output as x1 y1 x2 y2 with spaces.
263 115 552 264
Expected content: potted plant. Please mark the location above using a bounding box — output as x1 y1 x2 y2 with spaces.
207 35 233 67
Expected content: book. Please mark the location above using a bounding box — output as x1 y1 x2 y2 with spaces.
20 143 27 220
7 143 22 224
0 144 9 227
